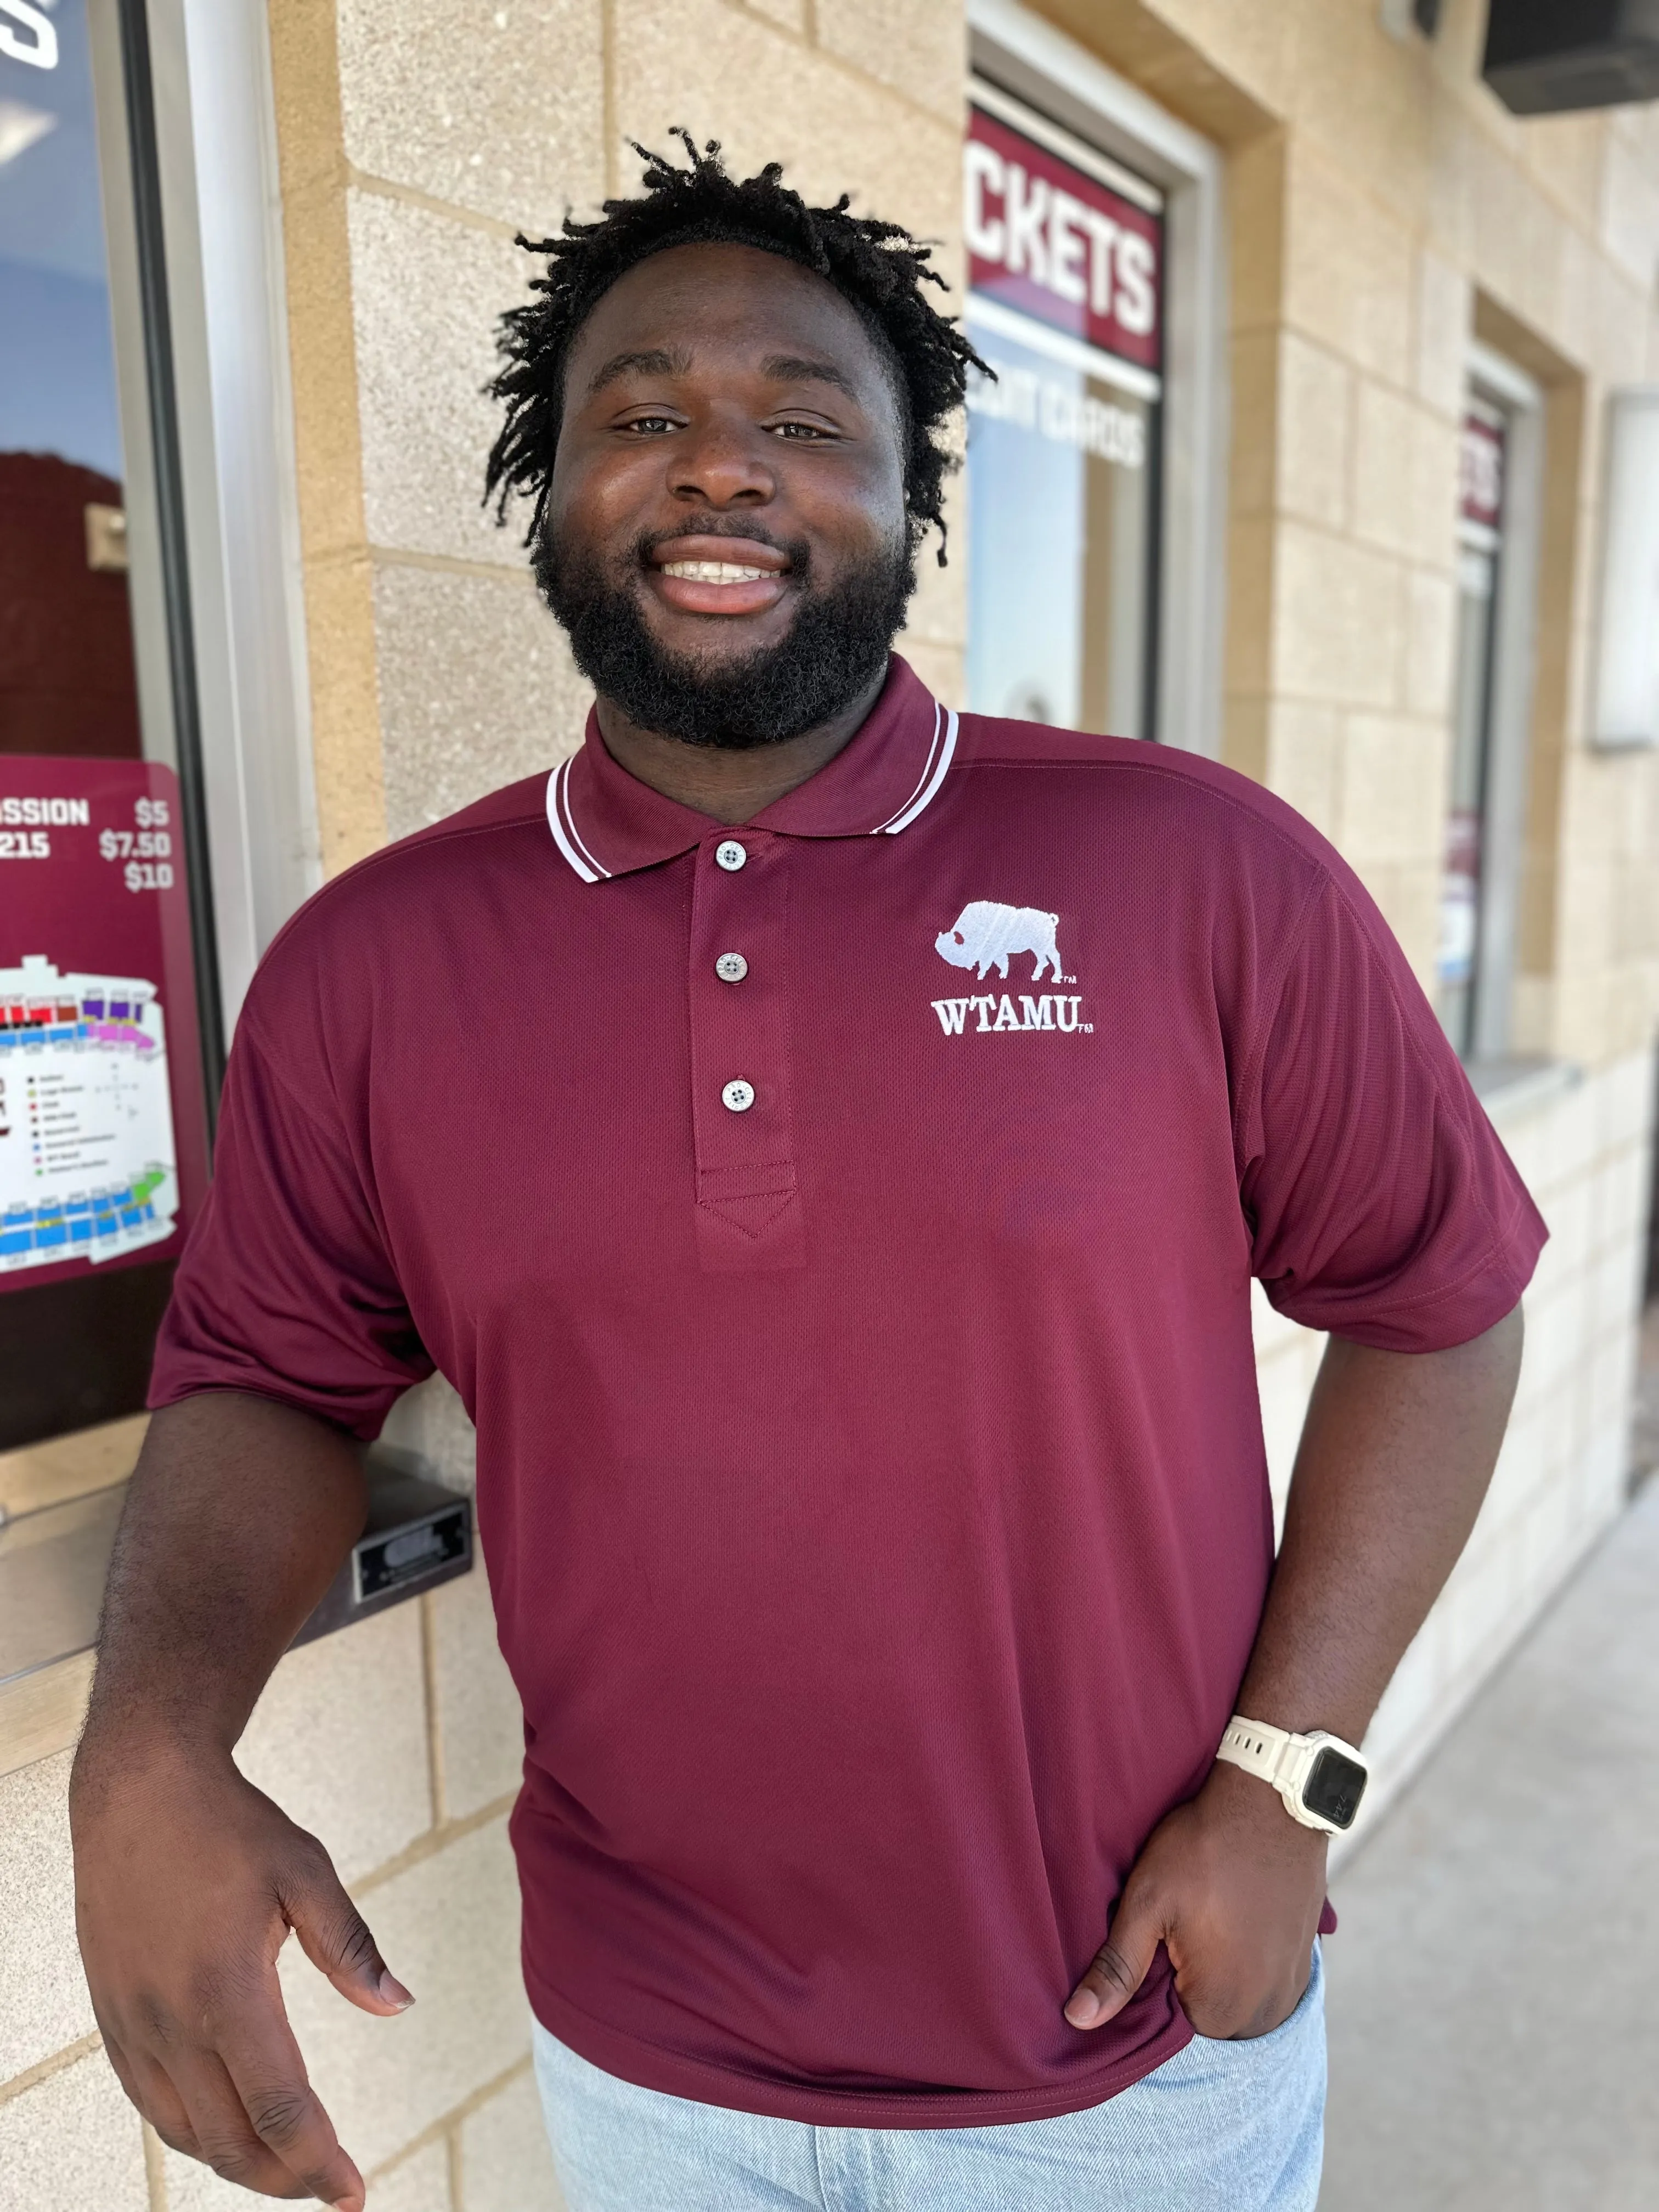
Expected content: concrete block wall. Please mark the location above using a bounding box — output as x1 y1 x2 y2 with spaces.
1226 130 1462 983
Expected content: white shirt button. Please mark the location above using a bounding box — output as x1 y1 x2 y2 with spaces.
714 839 747 872
721 1079 755 1113
715 952 748 983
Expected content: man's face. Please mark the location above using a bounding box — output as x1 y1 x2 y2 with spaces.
538 240 915 749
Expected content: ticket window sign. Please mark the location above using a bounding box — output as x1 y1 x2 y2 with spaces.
963 89 1163 740
1438 402 1508 1052
0 759 208 1286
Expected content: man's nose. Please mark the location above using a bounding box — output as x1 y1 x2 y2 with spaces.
669 416 776 507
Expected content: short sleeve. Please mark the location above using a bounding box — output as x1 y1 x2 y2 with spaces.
149 1009 433 1437
1238 873 1547 1351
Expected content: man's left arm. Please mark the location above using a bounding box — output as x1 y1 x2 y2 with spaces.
1065 1301 1525 2039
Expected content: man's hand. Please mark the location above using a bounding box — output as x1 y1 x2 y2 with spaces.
1063 1760 1324 2040
71 1393 392 2199
71 1739 413 2207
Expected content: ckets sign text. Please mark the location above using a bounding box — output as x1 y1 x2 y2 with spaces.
964 103 1161 373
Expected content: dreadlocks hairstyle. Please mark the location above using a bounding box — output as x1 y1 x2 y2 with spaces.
484 132 988 566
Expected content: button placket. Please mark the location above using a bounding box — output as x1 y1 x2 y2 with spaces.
686 831 801 1268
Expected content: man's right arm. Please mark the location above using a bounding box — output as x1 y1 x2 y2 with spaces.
70 1390 415 2210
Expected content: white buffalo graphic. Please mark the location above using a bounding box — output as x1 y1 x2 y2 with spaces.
935 901 1062 981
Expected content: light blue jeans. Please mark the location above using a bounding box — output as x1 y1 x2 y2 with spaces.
533 1944 1325 2211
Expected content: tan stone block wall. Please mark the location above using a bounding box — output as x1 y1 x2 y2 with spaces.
0 1752 97 2086
460 2067 566 2211
426 1555 529 1825
370 565 588 842
335 0 607 235
235 1604 435 1883
0 2049 150 2212
363 2138 454 2212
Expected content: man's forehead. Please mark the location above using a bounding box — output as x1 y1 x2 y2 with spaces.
581 343 864 404
568 241 891 394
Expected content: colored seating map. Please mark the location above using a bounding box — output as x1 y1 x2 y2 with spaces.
0 955 178 1272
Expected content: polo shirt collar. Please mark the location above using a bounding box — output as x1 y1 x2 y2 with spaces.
545 653 957 882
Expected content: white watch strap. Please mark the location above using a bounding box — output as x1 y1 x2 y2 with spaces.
1217 1715 1300 1793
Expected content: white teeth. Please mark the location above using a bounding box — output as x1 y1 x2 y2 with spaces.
660 560 773 583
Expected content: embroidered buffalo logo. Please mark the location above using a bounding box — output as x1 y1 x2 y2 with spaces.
934 901 1063 981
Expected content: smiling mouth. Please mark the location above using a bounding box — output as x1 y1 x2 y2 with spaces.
645 533 795 617
659 559 777 583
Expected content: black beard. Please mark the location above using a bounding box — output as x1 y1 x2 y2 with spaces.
534 522 916 751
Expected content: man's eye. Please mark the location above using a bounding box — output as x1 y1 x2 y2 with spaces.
622 415 678 435
771 421 833 441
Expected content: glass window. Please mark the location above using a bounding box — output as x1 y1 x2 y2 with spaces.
1 0 210 1449
1 0 133 753
1438 399 1508 1056
963 84 1163 740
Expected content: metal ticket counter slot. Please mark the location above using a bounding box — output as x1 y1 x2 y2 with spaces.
0 1446 473 1704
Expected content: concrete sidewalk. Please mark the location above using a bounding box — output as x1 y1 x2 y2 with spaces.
1319 1476 1659 2211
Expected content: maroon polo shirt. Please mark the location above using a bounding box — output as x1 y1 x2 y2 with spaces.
151 655 1544 2127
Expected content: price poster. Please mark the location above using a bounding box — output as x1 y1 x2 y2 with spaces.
0 757 210 1293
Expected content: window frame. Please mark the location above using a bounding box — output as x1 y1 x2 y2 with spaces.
91 0 319 1074
1461 337 1544 1068
966 0 1226 757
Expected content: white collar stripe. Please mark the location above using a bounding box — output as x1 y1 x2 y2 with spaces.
870 701 942 836
546 758 609 883
562 764 613 879
881 708 958 836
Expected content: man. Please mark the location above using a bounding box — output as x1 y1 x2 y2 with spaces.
71 140 1541 2211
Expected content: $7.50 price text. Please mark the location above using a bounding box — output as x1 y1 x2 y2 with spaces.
102 796 174 890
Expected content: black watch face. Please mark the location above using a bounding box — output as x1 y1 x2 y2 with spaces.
1304 1747 1367 1830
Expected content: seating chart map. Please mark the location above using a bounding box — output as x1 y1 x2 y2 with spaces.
0 957 178 1273
0 757 207 1294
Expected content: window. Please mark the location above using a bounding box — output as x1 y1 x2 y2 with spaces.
0 0 210 1445
963 83 1162 740
964 2 1225 758
1437 346 1543 1064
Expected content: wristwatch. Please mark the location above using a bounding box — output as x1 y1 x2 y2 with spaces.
1215 1716 1369 1834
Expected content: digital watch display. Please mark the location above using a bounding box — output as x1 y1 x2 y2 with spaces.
1215 1717 1372 1835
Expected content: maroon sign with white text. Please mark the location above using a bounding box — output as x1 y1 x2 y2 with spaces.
1459 410 1506 534
0 756 208 1291
964 104 1162 371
